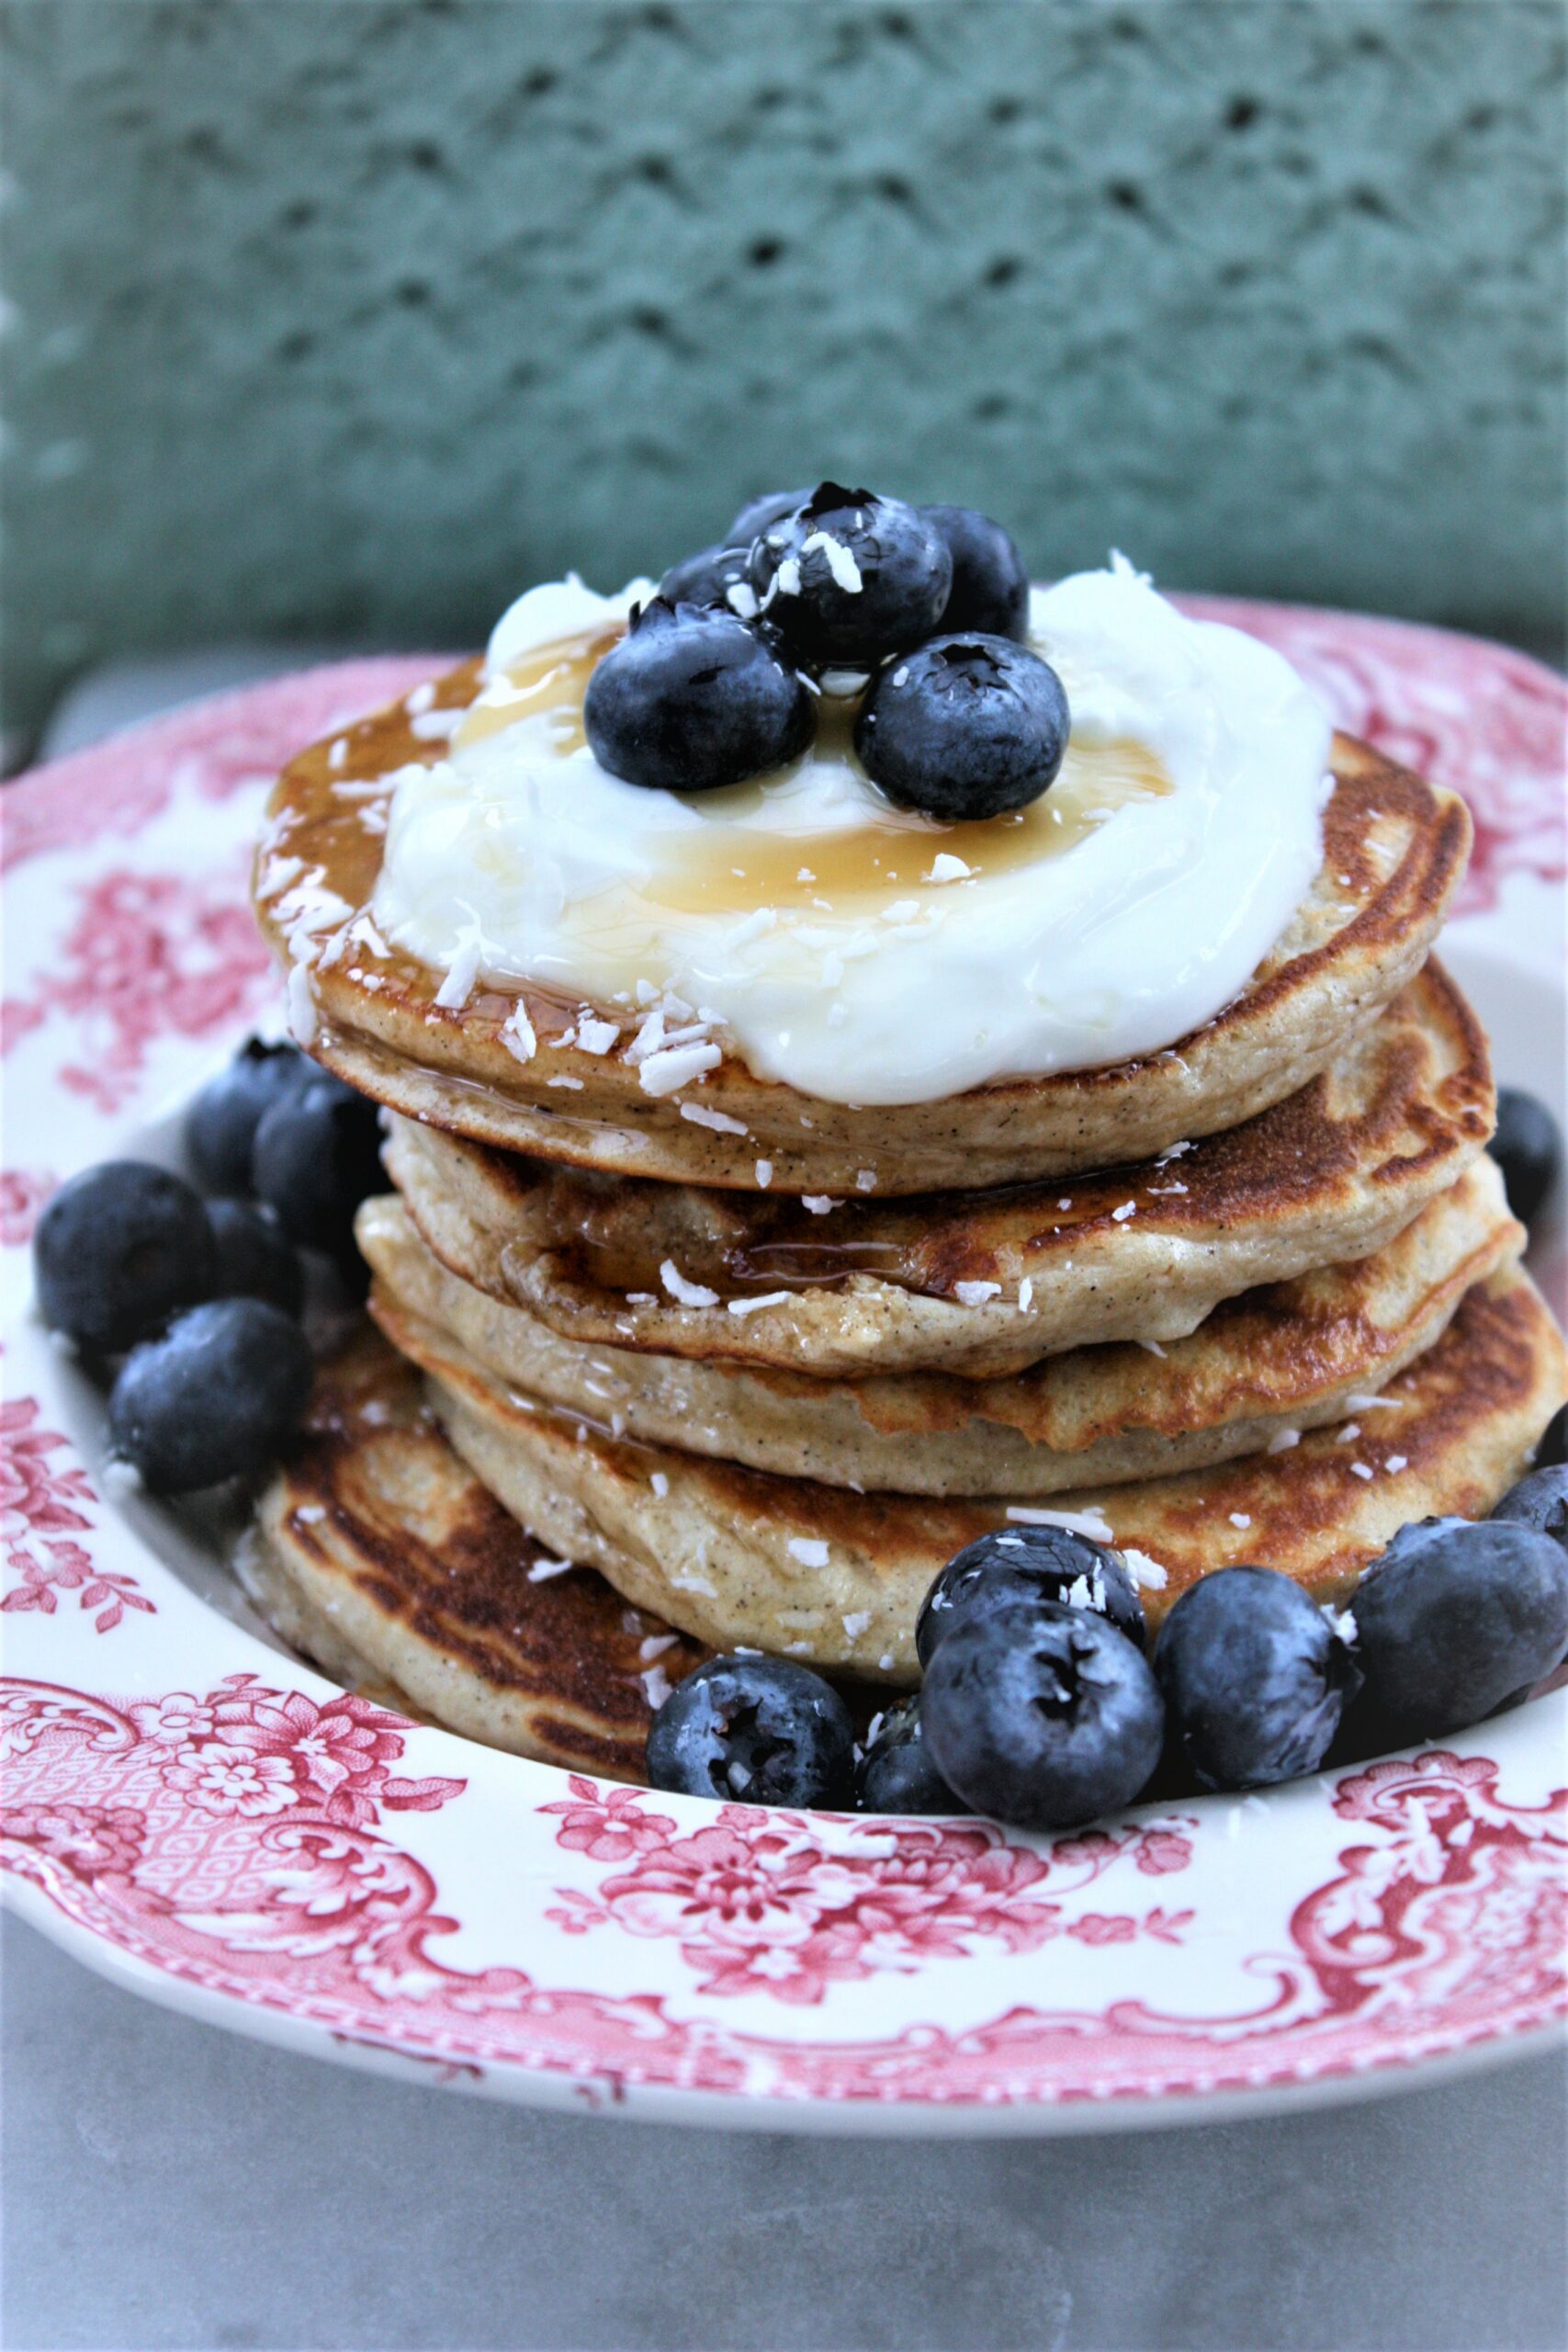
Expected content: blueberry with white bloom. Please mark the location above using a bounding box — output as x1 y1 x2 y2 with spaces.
748 483 952 667
855 634 1069 820
917 1524 1145 1667
921 503 1031 640
185 1037 311 1195
34 1161 217 1355
1488 1087 1562 1227
252 1070 384 1262
207 1197 304 1319
1349 1515 1568 1742
657 542 755 615
856 1694 971 1814
1492 1462 1568 1556
728 485 814 543
584 598 814 792
921 1602 1165 1830
647 1654 855 1807
107 1297 312 1492
1152 1566 1360 1791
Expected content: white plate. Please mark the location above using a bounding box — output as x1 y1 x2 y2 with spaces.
3 608 1564 2132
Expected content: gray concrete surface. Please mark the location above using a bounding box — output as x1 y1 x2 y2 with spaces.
5 0 1565 745
5 1913 1565 2352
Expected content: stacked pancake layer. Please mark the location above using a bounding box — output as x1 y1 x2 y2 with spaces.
253 668 1567 1768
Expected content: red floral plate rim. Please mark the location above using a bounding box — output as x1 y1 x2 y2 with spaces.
2 599 1564 2133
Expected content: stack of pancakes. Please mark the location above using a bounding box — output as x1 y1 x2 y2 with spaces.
248 669 1568 1781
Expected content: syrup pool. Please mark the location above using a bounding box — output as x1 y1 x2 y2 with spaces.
450 623 1174 918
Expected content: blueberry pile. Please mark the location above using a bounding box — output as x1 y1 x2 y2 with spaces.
33 1038 385 1495
649 1485 1568 1824
585 481 1061 820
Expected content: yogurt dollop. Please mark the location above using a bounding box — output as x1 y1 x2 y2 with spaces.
371 558 1331 1107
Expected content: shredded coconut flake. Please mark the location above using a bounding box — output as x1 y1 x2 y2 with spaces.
102 1456 144 1501
639 1632 678 1663
856 1170 876 1193
1384 1453 1408 1474
434 931 481 1010
841 1611 873 1640
1337 1422 1362 1444
500 1004 536 1063
1121 1547 1168 1592
1008 1505 1115 1543
1349 1461 1374 1481
405 682 436 714
649 1471 670 1498
640 1666 673 1711
525 1555 574 1583
681 1102 748 1135
1138 1338 1167 1358
727 1290 792 1317
927 852 971 883
640 1041 722 1097
1229 1512 1251 1530
286 961 318 1046
788 1537 831 1567
660 1260 719 1309
754 1159 773 1190
800 529 863 594
1111 1201 1137 1223
574 1015 621 1056
954 1280 1001 1307
1267 1426 1301 1453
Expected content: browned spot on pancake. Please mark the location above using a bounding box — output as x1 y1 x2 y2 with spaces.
276 1328 707 1776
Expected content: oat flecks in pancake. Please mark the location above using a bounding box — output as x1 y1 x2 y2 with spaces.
356 1156 1521 1497
254 653 1472 1193
250 1329 707 1779
381 961 1495 1379
381 1268 1568 1683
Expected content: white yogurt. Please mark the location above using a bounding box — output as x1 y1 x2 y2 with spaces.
371 558 1331 1106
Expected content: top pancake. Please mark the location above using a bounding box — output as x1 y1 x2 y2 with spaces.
255 656 1471 1194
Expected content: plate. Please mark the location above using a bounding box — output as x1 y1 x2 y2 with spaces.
3 605 1564 2133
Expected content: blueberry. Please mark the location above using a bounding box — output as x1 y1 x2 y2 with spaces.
34 1161 217 1355
658 542 756 616
728 486 813 544
583 598 814 792
646 1654 855 1807
1532 1406 1567 1471
921 1602 1165 1830
1492 1464 1568 1555
855 635 1070 821
252 1073 384 1259
921 504 1030 640
916 1525 1145 1668
855 1694 971 1814
107 1298 312 1493
207 1198 304 1318
1152 1567 1360 1792
749 483 953 667
185 1038 310 1195
1348 1516 1568 1742
1488 1088 1562 1227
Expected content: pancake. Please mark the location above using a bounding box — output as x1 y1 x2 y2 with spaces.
256 653 1471 1194
244 1327 707 1777
355 1158 1523 1496
380 1265 1568 1682
381 961 1494 1379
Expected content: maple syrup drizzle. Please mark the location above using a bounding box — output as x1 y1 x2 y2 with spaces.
440 625 1176 919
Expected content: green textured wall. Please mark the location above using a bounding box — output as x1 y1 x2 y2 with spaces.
3 0 1564 748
